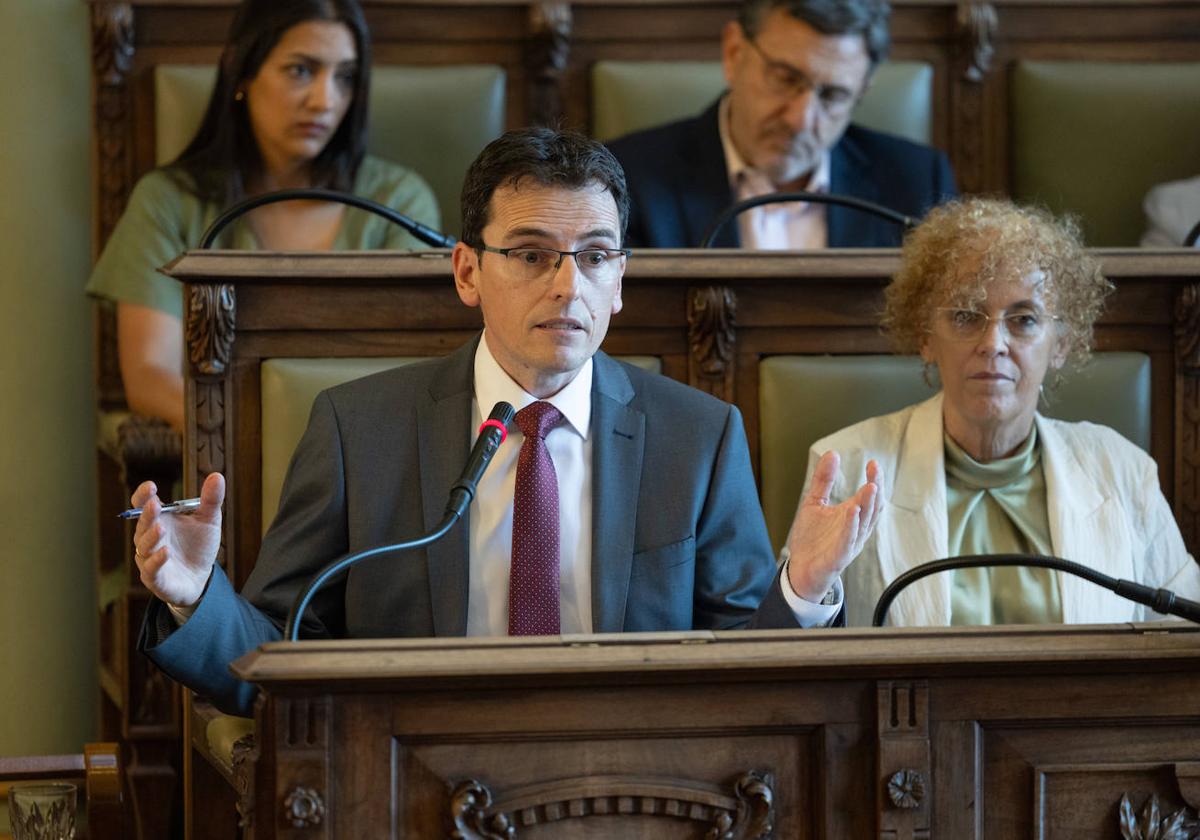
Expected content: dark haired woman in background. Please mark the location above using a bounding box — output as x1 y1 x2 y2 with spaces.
88 0 439 430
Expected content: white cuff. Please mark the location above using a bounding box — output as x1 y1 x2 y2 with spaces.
779 558 843 628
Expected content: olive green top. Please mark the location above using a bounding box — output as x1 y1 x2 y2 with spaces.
945 426 1063 625
86 155 440 320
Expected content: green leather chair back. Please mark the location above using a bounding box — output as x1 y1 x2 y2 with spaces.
1011 61 1200 246
590 60 934 144
758 352 1152 551
260 355 662 530
154 64 507 237
260 358 426 532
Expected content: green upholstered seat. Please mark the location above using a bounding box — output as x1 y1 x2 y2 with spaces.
260 354 662 530
153 64 506 237
260 357 427 531
590 60 933 144
758 352 1151 551
1011 61 1200 246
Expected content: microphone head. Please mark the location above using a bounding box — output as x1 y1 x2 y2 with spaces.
488 401 516 428
478 402 516 444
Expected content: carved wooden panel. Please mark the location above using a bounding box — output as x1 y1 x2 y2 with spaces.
1175 284 1200 556
270 697 332 839
687 285 737 403
527 2 572 127
983 725 1200 837
90 2 135 408
877 681 931 840
398 733 810 838
450 772 774 839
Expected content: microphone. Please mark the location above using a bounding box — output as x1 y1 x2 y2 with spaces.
446 402 517 519
699 190 916 249
199 187 457 249
872 554 1200 627
1184 219 1200 248
283 401 515 641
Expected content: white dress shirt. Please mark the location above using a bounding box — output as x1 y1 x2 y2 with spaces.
719 96 831 250
468 333 595 634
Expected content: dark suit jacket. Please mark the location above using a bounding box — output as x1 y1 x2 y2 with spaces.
607 98 958 248
142 338 801 715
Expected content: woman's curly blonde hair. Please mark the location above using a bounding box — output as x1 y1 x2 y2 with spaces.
883 197 1113 372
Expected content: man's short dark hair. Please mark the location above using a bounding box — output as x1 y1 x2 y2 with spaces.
460 127 630 246
738 0 891 66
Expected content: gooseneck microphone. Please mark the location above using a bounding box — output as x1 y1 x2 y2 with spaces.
1184 219 1200 248
283 401 516 641
699 190 916 249
199 187 457 249
872 554 1200 627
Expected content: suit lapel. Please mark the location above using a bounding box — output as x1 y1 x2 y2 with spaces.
589 354 644 632
1037 415 1131 623
879 394 951 626
682 100 739 248
416 339 477 636
828 130 885 247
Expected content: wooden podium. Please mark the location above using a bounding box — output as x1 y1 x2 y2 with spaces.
232 624 1200 838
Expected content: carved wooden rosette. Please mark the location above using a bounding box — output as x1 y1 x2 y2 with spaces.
950 1 997 194
877 681 931 840
688 285 738 403
1175 284 1200 554
186 283 235 566
1118 793 1199 840
526 3 572 126
91 2 136 406
450 772 774 839
272 697 331 837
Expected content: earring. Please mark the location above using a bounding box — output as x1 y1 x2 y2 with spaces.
234 90 245 102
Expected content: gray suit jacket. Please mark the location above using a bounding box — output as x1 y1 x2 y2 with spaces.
142 338 799 714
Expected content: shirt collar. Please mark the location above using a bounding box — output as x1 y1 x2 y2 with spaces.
473 331 593 439
718 94 830 195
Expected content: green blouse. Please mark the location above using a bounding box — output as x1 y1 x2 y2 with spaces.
945 427 1063 625
86 155 440 320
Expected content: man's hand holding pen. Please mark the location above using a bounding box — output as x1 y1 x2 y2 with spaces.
131 473 225 609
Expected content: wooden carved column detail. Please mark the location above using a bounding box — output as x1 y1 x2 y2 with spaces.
92 2 136 406
526 3 572 126
688 286 737 403
950 1 996 194
877 681 931 840
450 771 774 839
186 284 235 566
1175 285 1200 554
274 697 332 839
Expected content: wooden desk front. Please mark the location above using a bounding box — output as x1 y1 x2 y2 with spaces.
232 624 1200 838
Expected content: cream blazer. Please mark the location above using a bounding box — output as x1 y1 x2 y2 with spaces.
802 393 1200 627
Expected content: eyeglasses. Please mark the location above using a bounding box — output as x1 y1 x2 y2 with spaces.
475 244 630 282
932 307 1061 343
742 34 860 114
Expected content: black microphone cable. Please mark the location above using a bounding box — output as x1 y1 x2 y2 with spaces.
199 187 457 250
872 553 1200 627
283 401 515 641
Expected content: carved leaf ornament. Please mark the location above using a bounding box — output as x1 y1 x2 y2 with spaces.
1119 794 1200 840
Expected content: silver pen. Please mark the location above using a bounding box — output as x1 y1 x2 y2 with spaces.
117 497 203 520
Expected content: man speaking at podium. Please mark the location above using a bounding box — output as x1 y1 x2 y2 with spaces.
132 128 882 716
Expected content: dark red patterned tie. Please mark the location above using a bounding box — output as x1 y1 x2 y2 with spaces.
509 401 563 635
